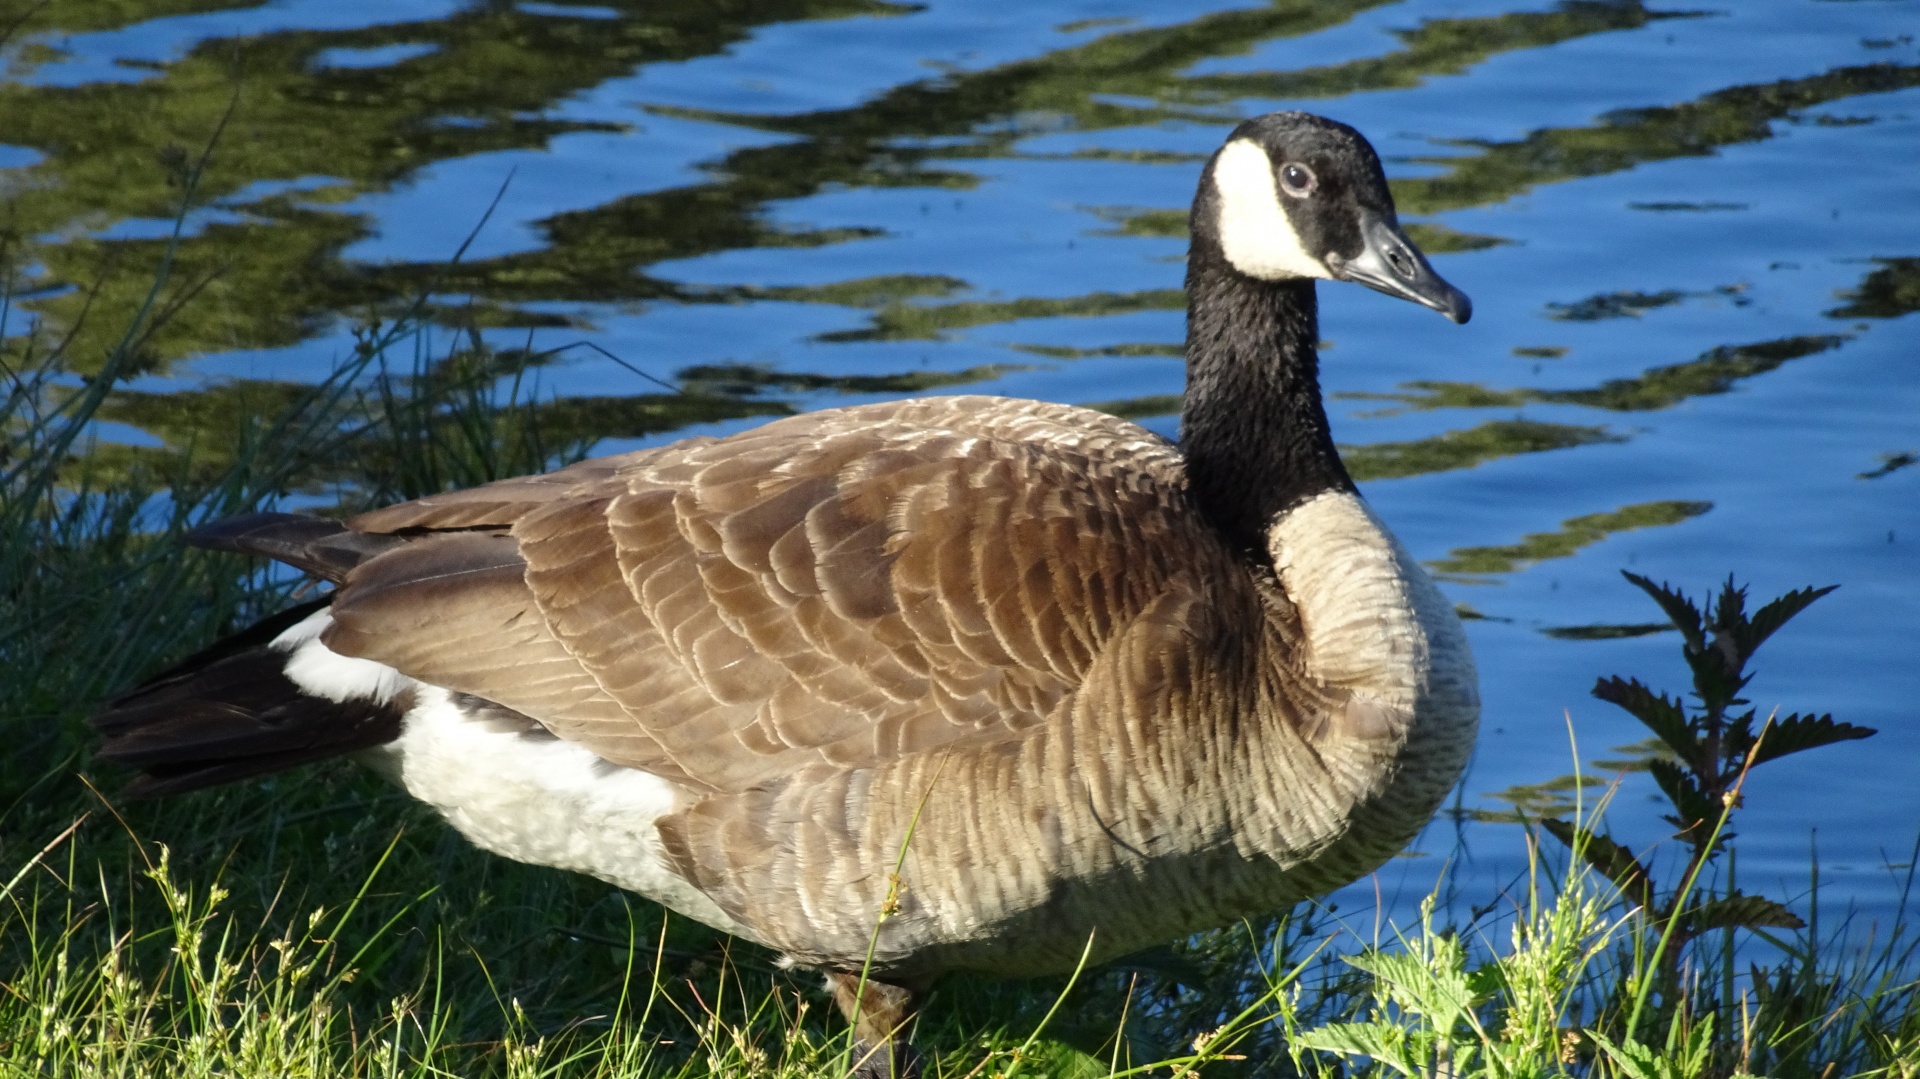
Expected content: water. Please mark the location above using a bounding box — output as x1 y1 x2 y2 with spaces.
6 0 1917 928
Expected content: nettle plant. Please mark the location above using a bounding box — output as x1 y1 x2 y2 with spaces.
1285 574 1885 1079
1546 573 1876 975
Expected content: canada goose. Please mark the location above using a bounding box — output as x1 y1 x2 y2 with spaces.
93 111 1478 1076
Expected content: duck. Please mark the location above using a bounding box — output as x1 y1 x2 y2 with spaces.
92 111 1479 1077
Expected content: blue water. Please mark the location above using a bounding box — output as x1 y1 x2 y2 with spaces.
7 0 1918 930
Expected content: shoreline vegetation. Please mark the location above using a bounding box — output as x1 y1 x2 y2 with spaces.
4 147 1917 1079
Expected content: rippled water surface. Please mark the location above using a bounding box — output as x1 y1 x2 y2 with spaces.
8 0 1918 923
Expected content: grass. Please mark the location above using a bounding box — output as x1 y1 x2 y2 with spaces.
4 757 1914 1077
2 189 1916 1077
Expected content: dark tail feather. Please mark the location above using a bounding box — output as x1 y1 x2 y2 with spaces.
92 600 405 798
187 512 405 583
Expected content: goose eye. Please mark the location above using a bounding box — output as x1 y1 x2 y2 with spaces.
1279 163 1315 197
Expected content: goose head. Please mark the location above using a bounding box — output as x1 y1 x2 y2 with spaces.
1193 111 1471 323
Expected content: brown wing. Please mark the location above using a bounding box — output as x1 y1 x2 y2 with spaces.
324 396 1225 792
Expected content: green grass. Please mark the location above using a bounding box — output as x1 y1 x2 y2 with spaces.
1 196 1916 1077
5 763 1914 1076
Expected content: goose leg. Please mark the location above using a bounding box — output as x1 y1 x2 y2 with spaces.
827 972 922 1079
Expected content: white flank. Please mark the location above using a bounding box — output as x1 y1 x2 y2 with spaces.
272 609 742 933
1212 139 1329 282
273 609 413 704
379 688 748 935
1266 491 1478 729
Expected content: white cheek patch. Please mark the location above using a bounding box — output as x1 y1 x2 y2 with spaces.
1212 139 1330 282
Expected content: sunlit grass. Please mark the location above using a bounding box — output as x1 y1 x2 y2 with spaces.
5 776 1915 1076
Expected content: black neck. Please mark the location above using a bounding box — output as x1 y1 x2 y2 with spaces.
1179 242 1355 558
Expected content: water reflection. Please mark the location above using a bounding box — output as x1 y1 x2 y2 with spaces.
1344 334 1846 413
6 0 1907 414
816 288 1185 343
1546 284 1746 321
1344 418 1620 481
0 0 911 371
1390 61 1920 214
1859 451 1917 481
1540 622 1673 640
1829 256 1920 319
1 0 1830 386
675 361 1022 396
1429 499 1712 578
82 340 792 489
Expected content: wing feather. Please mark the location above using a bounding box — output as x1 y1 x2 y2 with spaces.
308 398 1235 792
347 450 673 533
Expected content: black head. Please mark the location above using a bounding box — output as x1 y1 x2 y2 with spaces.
1191 112 1471 323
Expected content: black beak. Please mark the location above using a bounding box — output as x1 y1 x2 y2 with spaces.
1328 212 1472 324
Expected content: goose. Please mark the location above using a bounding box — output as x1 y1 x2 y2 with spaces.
93 111 1479 1077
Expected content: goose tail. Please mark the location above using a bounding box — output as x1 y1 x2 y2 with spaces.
91 513 416 798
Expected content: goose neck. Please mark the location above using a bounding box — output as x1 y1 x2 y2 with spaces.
1179 259 1355 557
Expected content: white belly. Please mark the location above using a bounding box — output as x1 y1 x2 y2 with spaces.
272 610 747 936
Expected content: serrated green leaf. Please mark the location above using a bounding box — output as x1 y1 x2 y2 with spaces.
1295 1022 1430 1079
1622 570 1704 648
1593 677 1702 769
1296 1022 1402 1059
1344 947 1476 1036
1709 576 1748 635
1465 961 1506 999
1682 894 1805 938
1679 1013 1717 1078
1736 583 1837 663
1586 1029 1661 1079
1590 1016 1719 1079
1723 709 1758 763
1648 759 1719 836
1682 642 1750 717
1542 818 1656 910
1750 712 1876 767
